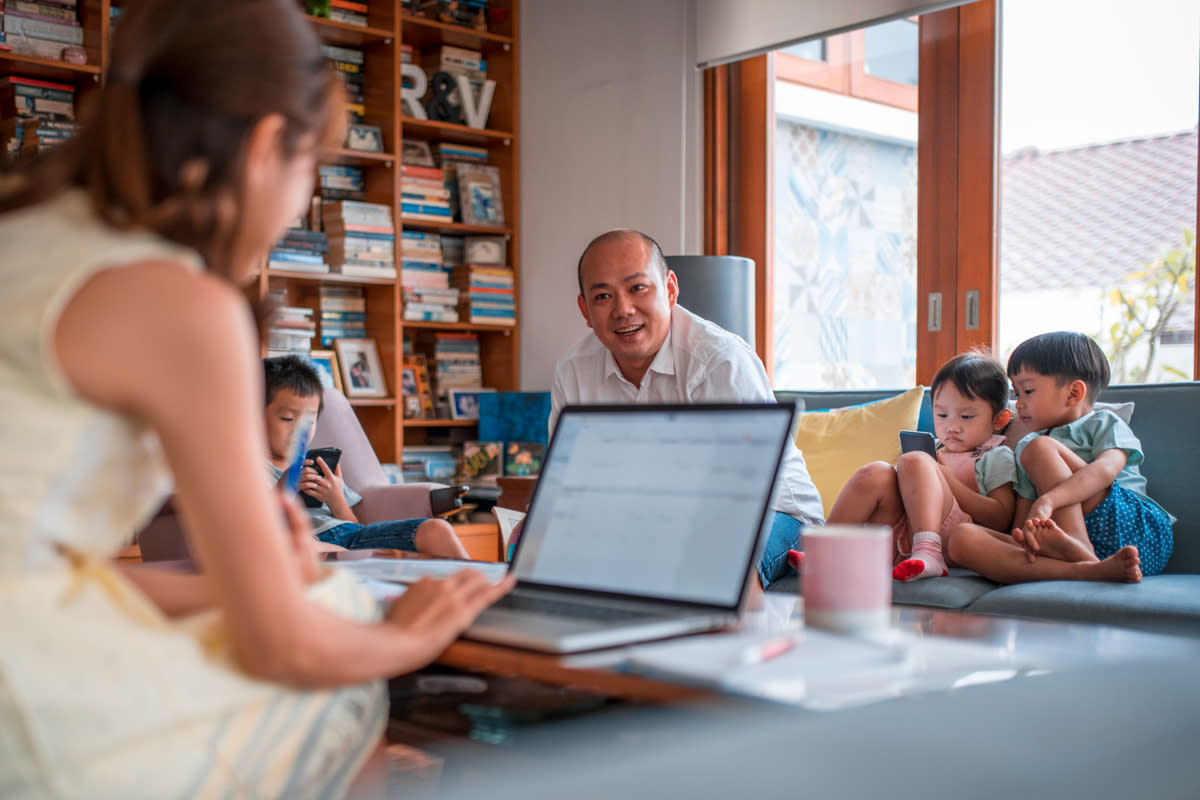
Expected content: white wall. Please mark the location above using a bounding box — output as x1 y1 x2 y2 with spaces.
519 0 703 390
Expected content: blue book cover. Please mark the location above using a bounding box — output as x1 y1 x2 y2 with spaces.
401 202 452 217
478 392 552 446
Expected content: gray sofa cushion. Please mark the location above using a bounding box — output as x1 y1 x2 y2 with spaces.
766 568 998 611
891 568 999 610
966 575 1200 637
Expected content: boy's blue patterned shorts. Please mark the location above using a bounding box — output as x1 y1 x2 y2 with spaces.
1084 483 1173 576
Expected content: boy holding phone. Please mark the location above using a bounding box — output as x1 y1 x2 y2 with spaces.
265 355 469 558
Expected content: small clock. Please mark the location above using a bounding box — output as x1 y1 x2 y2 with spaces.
464 235 506 265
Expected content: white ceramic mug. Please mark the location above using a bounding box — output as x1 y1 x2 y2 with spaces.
802 525 892 634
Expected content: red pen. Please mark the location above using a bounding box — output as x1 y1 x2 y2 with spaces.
738 635 798 666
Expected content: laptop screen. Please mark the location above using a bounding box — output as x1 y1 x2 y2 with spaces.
510 404 795 608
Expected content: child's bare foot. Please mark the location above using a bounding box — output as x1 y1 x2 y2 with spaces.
1080 546 1142 583
1011 524 1044 563
1016 519 1096 563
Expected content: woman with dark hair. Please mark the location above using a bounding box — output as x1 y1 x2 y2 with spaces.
0 1 511 795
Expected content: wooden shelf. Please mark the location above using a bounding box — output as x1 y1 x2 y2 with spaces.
400 13 513 50
399 217 512 235
349 397 396 408
326 147 396 167
0 52 103 82
264 268 396 286
404 418 477 428
401 116 514 146
402 320 516 334
308 16 395 46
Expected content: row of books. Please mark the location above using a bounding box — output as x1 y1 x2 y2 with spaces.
321 0 369 28
319 163 365 202
411 0 490 34
399 229 456 322
318 286 366 348
321 42 365 125
432 331 482 404
1 74 78 159
2 0 84 62
400 162 451 223
268 226 330 274
452 264 514 326
323 199 397 279
266 303 317 355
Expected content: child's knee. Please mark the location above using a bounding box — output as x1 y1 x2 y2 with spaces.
415 518 465 557
851 461 897 492
1019 435 1060 467
896 450 937 474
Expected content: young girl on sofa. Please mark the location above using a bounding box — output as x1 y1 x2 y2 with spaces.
825 351 1017 582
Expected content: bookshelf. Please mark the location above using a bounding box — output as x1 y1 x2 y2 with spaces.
260 1 520 466
0 1 519 468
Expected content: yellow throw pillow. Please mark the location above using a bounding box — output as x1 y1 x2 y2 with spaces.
792 386 925 518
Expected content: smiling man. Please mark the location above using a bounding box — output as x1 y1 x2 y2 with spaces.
550 229 825 587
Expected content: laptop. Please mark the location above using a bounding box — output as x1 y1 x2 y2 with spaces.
463 402 797 653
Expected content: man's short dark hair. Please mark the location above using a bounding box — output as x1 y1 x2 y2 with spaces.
576 229 669 297
263 355 324 412
1007 331 1110 402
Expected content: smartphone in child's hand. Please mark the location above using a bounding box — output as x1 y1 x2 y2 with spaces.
300 447 342 509
284 409 318 495
898 430 937 458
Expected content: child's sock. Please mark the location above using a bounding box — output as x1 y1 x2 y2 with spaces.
892 530 947 582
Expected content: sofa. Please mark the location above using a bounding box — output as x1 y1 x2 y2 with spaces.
769 382 1200 637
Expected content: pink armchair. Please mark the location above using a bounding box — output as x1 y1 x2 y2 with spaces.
136 386 454 561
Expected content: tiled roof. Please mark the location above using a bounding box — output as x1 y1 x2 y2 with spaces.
1000 130 1197 307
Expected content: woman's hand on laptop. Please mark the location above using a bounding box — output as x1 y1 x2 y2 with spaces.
384 569 516 668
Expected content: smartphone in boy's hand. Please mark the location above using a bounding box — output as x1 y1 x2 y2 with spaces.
300 447 342 509
898 430 937 458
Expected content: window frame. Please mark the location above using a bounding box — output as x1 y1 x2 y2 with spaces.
708 0 1200 385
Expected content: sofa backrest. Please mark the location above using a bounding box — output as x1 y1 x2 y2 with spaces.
777 382 1200 575
1098 383 1199 574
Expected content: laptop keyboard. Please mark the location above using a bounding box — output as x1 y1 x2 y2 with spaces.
492 593 661 622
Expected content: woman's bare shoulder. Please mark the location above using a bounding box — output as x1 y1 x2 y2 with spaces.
56 260 258 411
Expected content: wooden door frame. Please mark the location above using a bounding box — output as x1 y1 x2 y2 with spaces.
917 0 998 384
704 55 775 377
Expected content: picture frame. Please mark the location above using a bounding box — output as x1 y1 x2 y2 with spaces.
334 338 388 398
459 440 503 483
402 353 436 418
464 234 506 265
456 162 505 227
401 139 436 167
449 387 495 420
345 123 384 153
308 350 342 393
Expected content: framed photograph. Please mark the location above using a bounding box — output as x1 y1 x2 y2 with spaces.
402 353 436 418
464 234 506 265
504 441 545 476
308 350 342 393
456 162 505 227
449 387 495 420
334 338 388 398
401 139 435 167
459 440 503 483
345 123 384 153
400 364 422 419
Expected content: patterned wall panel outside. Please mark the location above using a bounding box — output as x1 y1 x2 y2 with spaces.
773 121 917 391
